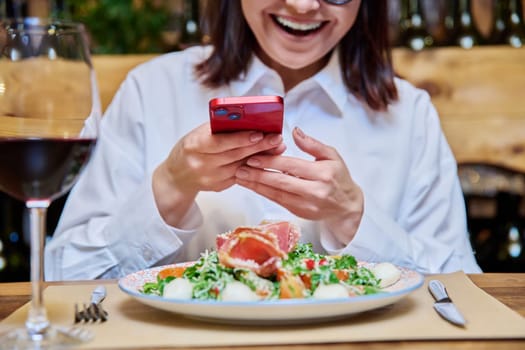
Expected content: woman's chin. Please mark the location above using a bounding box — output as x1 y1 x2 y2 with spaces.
271 52 328 70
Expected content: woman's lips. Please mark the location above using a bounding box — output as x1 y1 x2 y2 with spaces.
271 15 327 37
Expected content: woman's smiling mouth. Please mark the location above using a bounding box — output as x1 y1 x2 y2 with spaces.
271 15 328 36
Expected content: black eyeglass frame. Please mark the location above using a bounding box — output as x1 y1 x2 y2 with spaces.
323 0 354 5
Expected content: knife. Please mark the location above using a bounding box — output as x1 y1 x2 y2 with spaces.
428 279 466 327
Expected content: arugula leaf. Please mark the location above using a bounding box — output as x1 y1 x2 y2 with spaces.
141 275 176 296
183 250 235 300
333 255 357 270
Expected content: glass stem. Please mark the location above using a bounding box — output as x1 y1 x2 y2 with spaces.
25 199 51 339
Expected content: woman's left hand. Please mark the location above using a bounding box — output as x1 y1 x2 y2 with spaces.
235 127 364 246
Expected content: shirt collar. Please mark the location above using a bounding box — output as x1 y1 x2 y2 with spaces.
311 49 349 116
229 49 350 116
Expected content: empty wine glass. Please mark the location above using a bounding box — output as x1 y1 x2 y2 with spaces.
0 17 100 348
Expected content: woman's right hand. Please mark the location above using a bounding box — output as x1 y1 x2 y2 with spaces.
152 122 285 227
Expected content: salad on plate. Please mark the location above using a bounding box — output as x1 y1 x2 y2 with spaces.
140 221 402 302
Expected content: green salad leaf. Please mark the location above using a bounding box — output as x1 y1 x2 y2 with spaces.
141 275 175 296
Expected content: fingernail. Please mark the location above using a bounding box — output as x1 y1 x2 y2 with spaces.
247 158 261 167
294 127 305 138
250 132 264 142
269 134 282 145
236 167 249 179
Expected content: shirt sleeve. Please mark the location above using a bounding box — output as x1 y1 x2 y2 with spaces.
321 91 482 274
44 74 202 281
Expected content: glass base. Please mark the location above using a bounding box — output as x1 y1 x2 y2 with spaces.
0 325 93 350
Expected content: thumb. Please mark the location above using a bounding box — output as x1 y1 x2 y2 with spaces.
292 127 338 161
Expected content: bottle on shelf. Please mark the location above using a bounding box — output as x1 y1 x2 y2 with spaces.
489 0 510 44
452 0 485 48
161 0 185 52
442 0 458 46
420 0 450 47
398 0 434 51
505 0 525 47
176 0 203 50
493 192 524 272
4 0 28 18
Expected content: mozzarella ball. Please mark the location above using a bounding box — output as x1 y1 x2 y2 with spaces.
313 283 348 299
221 281 259 302
371 262 401 288
163 278 193 299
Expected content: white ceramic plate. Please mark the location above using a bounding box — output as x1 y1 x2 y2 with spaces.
118 262 424 325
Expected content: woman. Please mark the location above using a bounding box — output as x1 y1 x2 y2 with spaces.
45 0 481 280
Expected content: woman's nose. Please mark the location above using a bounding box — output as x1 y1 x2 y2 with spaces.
285 0 321 14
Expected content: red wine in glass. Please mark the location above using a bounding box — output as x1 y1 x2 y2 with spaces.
0 138 96 202
0 18 100 348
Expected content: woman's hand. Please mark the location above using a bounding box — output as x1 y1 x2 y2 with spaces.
153 123 285 227
235 127 363 245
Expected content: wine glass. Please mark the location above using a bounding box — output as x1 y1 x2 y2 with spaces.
0 17 100 348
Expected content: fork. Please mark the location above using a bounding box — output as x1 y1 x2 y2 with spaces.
75 285 108 323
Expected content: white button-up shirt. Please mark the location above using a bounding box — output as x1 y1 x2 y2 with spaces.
44 46 482 280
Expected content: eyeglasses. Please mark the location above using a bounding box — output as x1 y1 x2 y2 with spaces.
323 0 354 5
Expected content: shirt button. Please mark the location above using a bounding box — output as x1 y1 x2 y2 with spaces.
142 247 153 262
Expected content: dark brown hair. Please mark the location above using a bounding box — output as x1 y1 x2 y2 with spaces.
196 0 398 111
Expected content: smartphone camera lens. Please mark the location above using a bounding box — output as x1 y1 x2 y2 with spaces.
228 113 241 120
214 108 228 116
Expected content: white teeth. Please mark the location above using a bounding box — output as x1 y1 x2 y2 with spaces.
275 16 322 31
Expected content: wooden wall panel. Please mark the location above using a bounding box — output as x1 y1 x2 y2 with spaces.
393 47 525 172
93 54 157 112
393 47 525 119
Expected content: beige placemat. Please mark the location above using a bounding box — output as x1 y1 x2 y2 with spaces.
1 272 525 348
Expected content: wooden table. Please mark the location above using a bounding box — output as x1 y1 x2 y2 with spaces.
1 274 524 350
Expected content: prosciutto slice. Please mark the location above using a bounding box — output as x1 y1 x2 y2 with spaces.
216 221 300 277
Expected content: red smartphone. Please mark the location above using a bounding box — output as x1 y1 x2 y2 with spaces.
209 95 283 134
